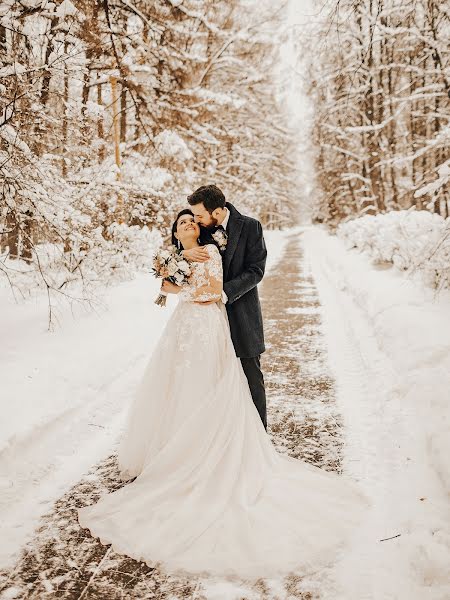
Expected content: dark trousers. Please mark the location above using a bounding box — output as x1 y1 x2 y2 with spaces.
240 356 267 430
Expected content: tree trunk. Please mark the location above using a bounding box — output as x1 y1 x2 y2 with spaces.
97 80 106 162
6 211 18 260
21 211 33 262
120 87 127 143
62 40 69 177
365 0 384 212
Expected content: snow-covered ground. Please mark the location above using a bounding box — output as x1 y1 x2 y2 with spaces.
2 224 449 599
0 229 290 570
303 228 450 600
0 273 172 569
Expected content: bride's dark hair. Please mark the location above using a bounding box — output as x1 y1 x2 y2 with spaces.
171 208 199 250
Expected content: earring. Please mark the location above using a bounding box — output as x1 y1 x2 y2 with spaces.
177 239 181 250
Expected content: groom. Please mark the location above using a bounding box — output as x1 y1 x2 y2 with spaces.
183 184 268 430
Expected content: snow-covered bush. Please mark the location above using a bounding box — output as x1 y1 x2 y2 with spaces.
87 223 162 281
1 224 162 300
337 210 450 290
0 143 168 302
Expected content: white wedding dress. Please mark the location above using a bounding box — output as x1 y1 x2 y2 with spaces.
78 244 367 579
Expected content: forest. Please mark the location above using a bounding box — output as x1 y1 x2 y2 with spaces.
305 0 450 225
0 0 449 299
1 4 449 597
0 0 297 297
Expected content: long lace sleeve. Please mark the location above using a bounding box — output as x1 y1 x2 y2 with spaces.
179 245 223 303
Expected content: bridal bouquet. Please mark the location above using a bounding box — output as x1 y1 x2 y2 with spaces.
152 246 191 306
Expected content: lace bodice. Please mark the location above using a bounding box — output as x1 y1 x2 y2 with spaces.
178 244 223 303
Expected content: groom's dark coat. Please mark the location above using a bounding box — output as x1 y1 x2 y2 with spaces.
201 202 267 358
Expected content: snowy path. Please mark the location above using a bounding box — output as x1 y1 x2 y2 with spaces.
2 229 448 599
303 230 450 600
0 232 343 599
304 240 406 600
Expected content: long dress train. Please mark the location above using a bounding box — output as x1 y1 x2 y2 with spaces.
78 244 367 579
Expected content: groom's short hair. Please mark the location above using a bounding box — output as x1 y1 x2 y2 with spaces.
187 184 226 213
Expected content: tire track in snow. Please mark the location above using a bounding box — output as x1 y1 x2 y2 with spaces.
303 233 424 600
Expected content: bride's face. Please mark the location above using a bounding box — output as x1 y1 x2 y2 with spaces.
176 213 200 244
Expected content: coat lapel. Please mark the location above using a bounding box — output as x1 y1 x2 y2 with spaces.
223 202 244 278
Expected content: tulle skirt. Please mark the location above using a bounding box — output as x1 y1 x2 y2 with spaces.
78 300 367 579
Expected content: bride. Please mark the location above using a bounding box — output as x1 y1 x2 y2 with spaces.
78 209 367 579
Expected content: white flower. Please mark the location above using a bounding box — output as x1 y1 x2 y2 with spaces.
178 260 190 273
167 261 177 276
212 230 228 251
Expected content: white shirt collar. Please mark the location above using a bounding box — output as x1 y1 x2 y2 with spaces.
221 207 230 231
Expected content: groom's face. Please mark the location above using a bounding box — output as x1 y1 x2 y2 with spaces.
190 202 218 229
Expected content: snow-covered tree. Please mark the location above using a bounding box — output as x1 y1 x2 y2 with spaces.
0 0 299 318
300 0 450 227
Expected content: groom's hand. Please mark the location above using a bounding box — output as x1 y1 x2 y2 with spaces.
182 247 209 263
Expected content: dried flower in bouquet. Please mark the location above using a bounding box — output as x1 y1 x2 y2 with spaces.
152 246 191 306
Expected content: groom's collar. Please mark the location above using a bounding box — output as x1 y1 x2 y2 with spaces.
221 207 230 230
225 202 243 222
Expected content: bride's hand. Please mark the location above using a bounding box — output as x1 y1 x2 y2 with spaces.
161 280 181 294
182 247 209 263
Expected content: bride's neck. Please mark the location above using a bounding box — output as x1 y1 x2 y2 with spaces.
182 239 200 250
